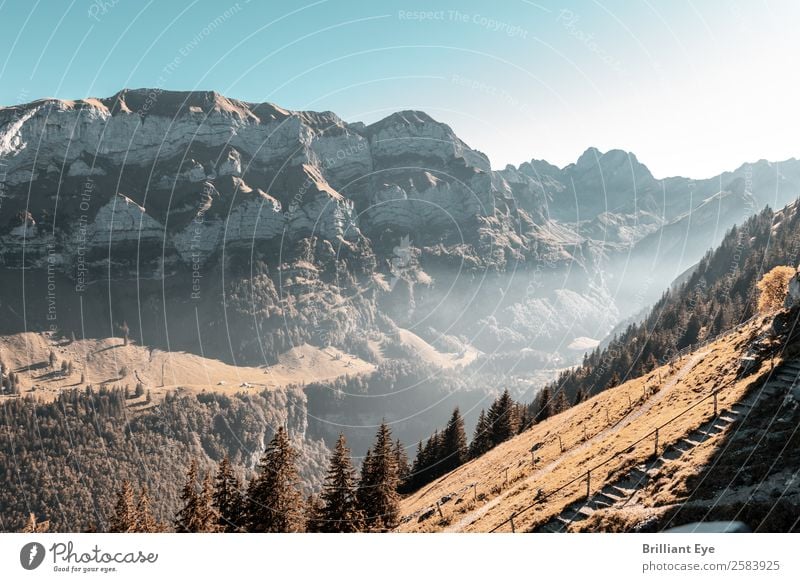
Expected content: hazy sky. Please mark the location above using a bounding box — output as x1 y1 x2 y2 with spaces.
0 0 798 178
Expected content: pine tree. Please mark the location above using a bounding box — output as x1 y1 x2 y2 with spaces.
304 493 325 533
317 433 362 532
175 460 205 533
199 473 216 532
135 487 161 533
406 441 425 490
468 409 492 458
212 455 243 532
109 480 137 532
679 314 701 348
245 427 304 532
440 407 468 472
22 513 49 533
357 422 400 531
552 389 570 414
517 404 531 434
487 390 516 446
534 387 553 424
394 438 410 484
573 385 590 405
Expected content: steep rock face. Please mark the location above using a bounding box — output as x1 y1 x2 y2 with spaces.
0 91 541 274
2 88 799 366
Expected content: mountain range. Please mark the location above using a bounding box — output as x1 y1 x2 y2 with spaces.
2 88 798 369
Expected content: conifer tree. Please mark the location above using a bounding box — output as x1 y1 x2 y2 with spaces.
21 513 49 533
245 427 304 532
212 455 243 532
468 409 492 459
487 390 516 446
394 438 410 484
606 371 622 390
109 480 137 532
441 407 468 472
317 433 362 532
199 473 216 532
304 493 325 533
552 389 570 414
573 385 590 405
135 487 161 533
534 387 553 423
357 422 400 531
517 404 531 434
175 460 207 533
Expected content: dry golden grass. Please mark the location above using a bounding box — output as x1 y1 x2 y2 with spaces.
398 317 774 532
0 331 374 405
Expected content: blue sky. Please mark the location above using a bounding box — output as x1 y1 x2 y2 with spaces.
1 0 798 178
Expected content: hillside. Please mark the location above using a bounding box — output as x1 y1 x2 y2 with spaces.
398 310 800 532
0 331 374 405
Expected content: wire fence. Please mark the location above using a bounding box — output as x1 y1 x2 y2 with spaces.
489 387 724 532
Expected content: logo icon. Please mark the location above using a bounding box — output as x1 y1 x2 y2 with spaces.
20 542 46 570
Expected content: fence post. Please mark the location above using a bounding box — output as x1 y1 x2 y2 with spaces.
504 467 509 486
654 428 659 457
586 470 591 499
436 501 443 518
473 483 477 502
605 408 610 423
557 434 563 453
531 450 535 467
713 391 718 416
510 514 516 533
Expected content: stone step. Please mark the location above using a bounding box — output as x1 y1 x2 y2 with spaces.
595 491 623 504
627 467 647 478
660 448 684 461
688 430 711 442
590 499 613 509
608 485 634 499
698 421 722 434
718 414 737 423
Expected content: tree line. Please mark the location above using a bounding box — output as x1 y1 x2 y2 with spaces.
108 423 405 533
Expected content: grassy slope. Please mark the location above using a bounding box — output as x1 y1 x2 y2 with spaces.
398 316 776 532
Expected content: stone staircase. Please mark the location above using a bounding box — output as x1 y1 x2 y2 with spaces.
535 358 800 532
